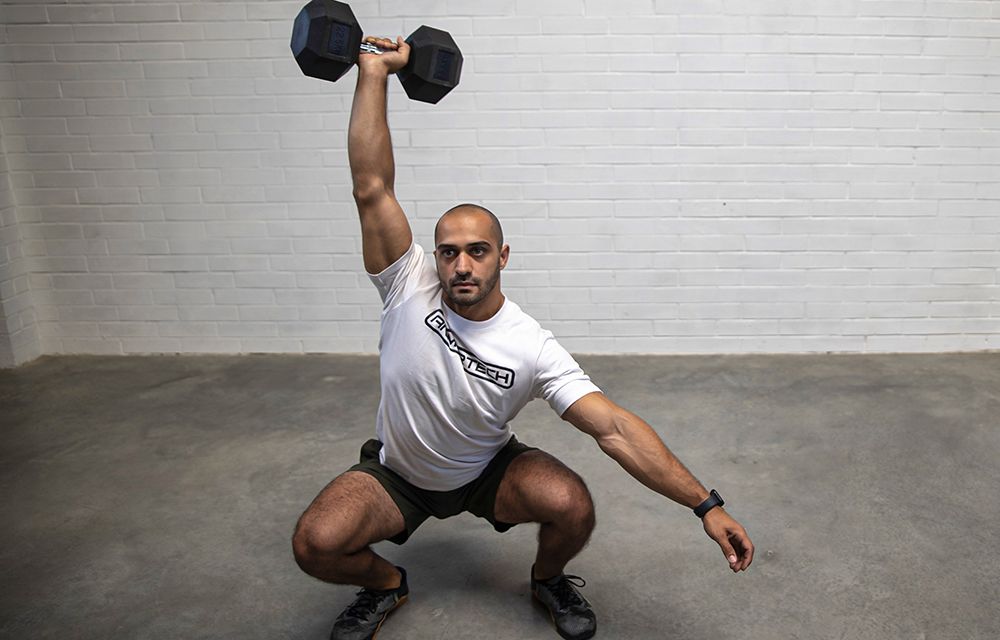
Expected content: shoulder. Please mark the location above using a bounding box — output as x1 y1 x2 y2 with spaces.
369 242 439 309
496 299 552 351
498 298 545 334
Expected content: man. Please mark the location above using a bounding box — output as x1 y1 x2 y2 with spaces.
292 36 754 640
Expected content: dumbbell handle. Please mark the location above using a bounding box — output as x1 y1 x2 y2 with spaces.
359 42 388 55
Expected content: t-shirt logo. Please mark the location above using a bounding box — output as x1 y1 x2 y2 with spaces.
424 309 515 389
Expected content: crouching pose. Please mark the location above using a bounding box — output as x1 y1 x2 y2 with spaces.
293 36 754 640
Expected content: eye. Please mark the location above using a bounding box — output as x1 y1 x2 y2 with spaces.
470 247 485 256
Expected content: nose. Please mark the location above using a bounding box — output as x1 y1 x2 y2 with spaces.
455 251 472 275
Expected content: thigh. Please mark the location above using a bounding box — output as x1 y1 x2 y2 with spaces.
296 471 406 553
493 450 593 525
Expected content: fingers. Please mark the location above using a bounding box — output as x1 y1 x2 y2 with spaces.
734 531 755 571
363 36 402 51
718 538 740 572
723 529 754 572
703 510 754 574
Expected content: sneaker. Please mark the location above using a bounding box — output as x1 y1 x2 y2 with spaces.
329 566 409 640
531 566 597 640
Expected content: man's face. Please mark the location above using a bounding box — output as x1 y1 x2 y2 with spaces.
434 211 508 308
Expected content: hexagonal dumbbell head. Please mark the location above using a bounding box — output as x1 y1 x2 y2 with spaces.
399 26 464 104
291 0 363 83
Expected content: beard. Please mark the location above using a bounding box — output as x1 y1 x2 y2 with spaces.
442 262 501 308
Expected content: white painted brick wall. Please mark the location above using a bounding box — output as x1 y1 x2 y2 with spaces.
0 0 998 364
0 122 43 367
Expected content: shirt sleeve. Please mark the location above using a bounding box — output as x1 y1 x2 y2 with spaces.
367 242 432 311
533 331 602 416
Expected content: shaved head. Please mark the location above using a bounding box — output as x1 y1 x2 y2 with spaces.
435 203 504 249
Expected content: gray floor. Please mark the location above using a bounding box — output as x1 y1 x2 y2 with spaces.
1 353 998 640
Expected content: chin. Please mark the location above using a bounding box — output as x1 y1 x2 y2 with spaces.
449 293 481 307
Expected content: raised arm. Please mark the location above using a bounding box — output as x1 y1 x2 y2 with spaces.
349 36 413 274
562 391 754 573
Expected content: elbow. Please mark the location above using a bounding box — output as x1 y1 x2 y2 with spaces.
593 411 630 455
352 178 392 205
595 432 624 460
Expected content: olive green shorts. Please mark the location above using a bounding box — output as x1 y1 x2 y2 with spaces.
349 436 537 545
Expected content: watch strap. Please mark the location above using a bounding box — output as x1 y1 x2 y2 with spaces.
694 489 724 518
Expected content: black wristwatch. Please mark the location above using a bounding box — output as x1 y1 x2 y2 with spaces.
694 489 724 518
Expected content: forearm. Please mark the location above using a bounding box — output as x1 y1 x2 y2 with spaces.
568 394 754 570
595 409 710 509
348 68 395 195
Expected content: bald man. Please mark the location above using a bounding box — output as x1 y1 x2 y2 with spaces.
292 36 754 640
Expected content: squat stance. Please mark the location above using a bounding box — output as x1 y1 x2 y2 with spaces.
292 36 754 640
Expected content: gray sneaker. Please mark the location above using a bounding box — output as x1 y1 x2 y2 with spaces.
329 566 409 640
531 567 597 640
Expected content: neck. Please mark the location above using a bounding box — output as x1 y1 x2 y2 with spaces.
443 290 506 322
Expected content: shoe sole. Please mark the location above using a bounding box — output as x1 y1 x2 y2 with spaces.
531 590 596 640
368 595 408 640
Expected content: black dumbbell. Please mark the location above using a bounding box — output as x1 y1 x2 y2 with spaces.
291 0 463 104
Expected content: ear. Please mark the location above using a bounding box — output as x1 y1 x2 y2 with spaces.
498 244 510 270
432 248 443 276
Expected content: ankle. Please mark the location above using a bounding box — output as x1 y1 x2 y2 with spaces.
365 566 401 591
531 563 562 583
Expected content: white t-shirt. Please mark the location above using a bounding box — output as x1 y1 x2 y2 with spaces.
368 241 602 491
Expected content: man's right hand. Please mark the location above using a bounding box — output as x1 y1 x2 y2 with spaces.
358 36 410 76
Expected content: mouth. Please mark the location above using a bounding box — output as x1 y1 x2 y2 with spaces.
452 281 477 289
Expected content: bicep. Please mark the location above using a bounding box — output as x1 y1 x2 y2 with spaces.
355 188 413 274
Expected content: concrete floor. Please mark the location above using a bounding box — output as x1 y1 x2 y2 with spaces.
1 352 998 640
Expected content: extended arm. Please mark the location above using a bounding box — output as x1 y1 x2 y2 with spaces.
349 36 413 274
562 391 754 572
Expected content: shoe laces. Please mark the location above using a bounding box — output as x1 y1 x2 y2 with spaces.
344 589 384 619
547 574 587 608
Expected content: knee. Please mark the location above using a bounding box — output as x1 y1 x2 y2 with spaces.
547 479 596 532
291 516 350 572
291 518 321 571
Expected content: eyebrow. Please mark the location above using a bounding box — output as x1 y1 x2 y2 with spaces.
437 241 492 251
